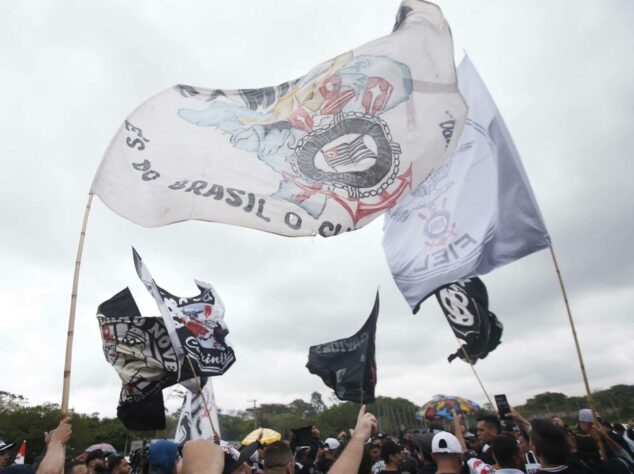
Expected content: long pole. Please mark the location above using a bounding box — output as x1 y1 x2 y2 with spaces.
61 193 94 418
455 341 494 409
549 246 606 459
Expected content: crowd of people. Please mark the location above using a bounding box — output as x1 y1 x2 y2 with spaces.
1 407 634 474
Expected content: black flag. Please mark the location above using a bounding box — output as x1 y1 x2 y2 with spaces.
306 293 378 403
434 277 503 364
97 289 199 430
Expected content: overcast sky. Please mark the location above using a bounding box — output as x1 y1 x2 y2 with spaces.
1 0 633 421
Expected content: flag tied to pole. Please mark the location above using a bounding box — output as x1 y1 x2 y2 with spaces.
91 0 466 237
97 252 234 430
175 378 221 443
306 292 378 403
383 56 551 312
434 277 503 364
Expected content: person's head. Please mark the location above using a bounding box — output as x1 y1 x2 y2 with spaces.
322 438 340 460
577 409 594 434
380 441 403 468
0 444 11 468
310 425 320 439
0 451 9 468
419 431 435 463
517 429 531 456
491 435 521 470
431 432 462 474
148 440 178 474
66 460 87 474
552 417 566 428
107 454 131 474
476 415 501 445
85 450 107 474
530 419 570 467
368 444 381 462
263 442 293 474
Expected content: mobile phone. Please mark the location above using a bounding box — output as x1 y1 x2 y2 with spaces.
494 394 511 418
525 451 541 474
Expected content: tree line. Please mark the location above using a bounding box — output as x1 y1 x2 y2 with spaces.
1 384 631 464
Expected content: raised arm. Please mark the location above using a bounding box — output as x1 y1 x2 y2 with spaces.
36 417 72 474
329 405 377 474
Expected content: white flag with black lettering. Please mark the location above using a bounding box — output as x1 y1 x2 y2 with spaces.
90 0 466 237
383 56 551 312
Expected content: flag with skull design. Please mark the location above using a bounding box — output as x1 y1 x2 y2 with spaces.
434 277 503 364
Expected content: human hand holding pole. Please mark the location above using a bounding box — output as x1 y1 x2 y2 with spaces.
36 417 72 474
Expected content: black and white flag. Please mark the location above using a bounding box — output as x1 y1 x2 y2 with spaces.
434 277 503 364
306 293 378 403
133 248 236 376
97 288 196 430
175 378 221 443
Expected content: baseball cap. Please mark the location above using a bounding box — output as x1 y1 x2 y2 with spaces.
85 449 106 463
148 440 178 471
0 441 16 452
222 441 258 474
578 409 594 423
420 432 435 456
431 432 462 454
323 438 340 451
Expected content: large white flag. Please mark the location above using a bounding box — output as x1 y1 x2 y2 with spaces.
175 378 221 443
383 56 551 312
91 0 467 237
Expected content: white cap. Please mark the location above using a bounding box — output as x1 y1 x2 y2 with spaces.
323 438 341 451
431 432 462 454
578 408 594 423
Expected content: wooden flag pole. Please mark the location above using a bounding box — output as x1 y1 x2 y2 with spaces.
185 356 220 440
61 193 94 418
549 246 606 459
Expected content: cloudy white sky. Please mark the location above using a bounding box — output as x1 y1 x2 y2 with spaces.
1 0 632 421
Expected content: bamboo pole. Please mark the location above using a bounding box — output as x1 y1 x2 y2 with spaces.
61 193 94 418
549 246 606 459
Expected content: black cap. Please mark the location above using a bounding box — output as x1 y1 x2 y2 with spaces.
223 442 257 474
85 450 106 463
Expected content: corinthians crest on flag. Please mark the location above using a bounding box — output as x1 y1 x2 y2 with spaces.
383 56 551 311
91 0 466 237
